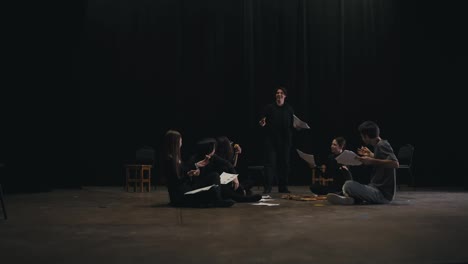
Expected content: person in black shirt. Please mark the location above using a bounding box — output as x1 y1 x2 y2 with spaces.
161 130 234 208
259 86 294 193
190 138 261 203
216 136 256 196
309 137 352 195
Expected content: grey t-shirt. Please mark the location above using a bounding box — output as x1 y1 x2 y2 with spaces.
369 140 398 201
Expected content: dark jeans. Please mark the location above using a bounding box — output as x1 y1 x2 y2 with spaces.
263 142 291 191
342 180 390 204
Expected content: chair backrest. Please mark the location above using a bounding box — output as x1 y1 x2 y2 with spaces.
397 144 414 166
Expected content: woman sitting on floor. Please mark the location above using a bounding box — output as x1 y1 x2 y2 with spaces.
189 137 261 203
161 130 234 208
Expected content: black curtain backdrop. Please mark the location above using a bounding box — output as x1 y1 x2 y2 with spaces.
75 0 465 188
4 0 465 193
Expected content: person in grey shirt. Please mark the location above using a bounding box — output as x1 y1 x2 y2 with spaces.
327 121 399 205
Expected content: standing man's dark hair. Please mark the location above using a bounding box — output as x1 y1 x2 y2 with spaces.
276 86 288 96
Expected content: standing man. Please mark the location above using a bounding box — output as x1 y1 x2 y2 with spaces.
259 86 294 193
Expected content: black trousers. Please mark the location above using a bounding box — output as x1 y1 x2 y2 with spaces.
263 142 291 191
176 185 224 208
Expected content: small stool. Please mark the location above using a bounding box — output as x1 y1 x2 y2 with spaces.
311 166 334 186
311 167 320 185
125 164 152 192
318 177 334 186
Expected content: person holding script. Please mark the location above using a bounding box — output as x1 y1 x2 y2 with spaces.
327 121 399 205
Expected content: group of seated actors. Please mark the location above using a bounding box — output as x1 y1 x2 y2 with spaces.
162 130 355 208
162 130 262 208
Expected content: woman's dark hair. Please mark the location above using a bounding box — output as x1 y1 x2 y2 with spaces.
163 130 182 178
194 138 216 160
216 136 234 164
334 136 346 149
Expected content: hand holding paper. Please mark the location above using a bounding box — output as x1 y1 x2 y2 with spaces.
219 172 239 184
296 149 316 168
293 115 310 130
335 150 362 166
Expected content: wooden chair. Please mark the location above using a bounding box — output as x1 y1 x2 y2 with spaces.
125 164 152 192
311 165 334 186
0 163 7 219
396 144 415 188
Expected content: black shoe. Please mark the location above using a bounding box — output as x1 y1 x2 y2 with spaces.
326 193 354 205
231 194 262 203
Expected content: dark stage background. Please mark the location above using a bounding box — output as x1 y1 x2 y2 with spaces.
1 0 466 193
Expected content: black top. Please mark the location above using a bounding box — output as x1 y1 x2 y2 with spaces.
162 157 194 206
261 103 294 146
323 153 350 188
203 154 237 174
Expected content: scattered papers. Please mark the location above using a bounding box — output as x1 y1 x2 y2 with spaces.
293 115 310 130
296 149 316 168
335 150 362 166
184 184 216 195
281 194 327 201
219 172 238 184
251 202 280 206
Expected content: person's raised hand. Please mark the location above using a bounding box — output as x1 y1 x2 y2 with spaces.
233 144 242 154
259 117 266 127
357 146 373 157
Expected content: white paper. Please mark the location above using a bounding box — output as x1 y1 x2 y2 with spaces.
219 172 238 184
335 150 362 166
293 115 310 130
262 195 272 199
296 149 316 168
184 184 216 195
259 198 274 202
251 202 280 206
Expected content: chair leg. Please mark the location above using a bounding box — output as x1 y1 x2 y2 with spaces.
125 167 130 192
0 184 7 220
147 169 151 192
409 169 415 190
140 167 144 192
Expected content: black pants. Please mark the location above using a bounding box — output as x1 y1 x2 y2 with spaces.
192 171 221 189
170 185 222 207
264 142 291 191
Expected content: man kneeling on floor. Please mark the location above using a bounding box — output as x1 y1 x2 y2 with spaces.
327 121 399 205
